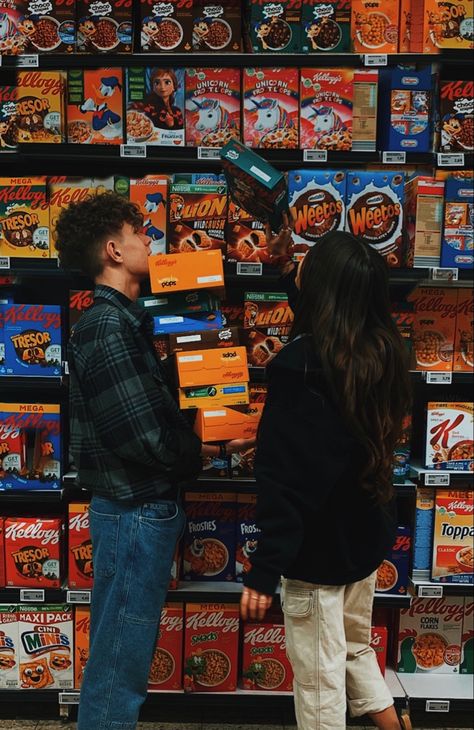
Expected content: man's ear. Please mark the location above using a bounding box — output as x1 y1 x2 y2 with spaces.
104 238 122 263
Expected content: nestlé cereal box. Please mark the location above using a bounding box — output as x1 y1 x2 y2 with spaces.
184 603 239 691
148 603 183 691
235 493 261 582
129 176 168 255
243 67 299 149
244 291 293 329
408 286 458 371
126 67 185 147
376 526 411 596
300 68 353 151
67 68 124 145
0 84 17 150
453 289 474 372
242 621 293 691
3 304 61 377
140 0 193 52
68 503 93 590
18 605 73 689
432 490 473 584
192 0 241 52
4 517 63 588
461 598 473 673
16 72 65 143
0 176 50 259
168 182 227 254
77 0 132 53
183 492 236 582
440 81 474 153
74 605 90 688
185 68 240 148
425 402 473 471
249 0 301 53
0 605 18 689
301 0 351 53
351 0 399 53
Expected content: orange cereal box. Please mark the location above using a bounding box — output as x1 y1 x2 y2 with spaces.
68 503 93 590
18 605 73 689
242 621 293 691
0 176 50 259
4 517 63 588
432 490 473 584
185 68 240 148
184 603 239 692
168 182 227 254
425 402 473 471
300 68 353 151
226 200 269 263
129 176 168 255
408 286 458 371
67 68 124 145
16 72 65 144
399 0 412 52
454 290 474 372
412 0 474 52
351 0 399 53
148 603 183 691
0 605 18 689
148 249 224 294
243 67 299 149
74 605 90 689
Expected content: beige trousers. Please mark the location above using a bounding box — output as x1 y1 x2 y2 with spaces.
281 572 394 730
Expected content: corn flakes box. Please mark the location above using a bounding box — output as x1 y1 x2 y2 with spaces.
183 492 236 582
140 0 193 52
168 182 227 254
67 68 124 145
129 176 168 255
3 304 61 377
235 493 261 582
18 605 73 689
432 490 473 584
185 68 240 148
4 517 63 588
249 0 301 53
408 287 458 371
16 0 75 54
226 200 269 264
371 625 388 676
440 81 474 153
149 603 183 691
243 68 299 150
300 68 353 151
461 598 473 673
0 176 50 259
126 67 184 148
0 85 17 150
68 503 93 590
441 175 474 270
184 603 239 692
77 0 132 53
425 402 473 470
16 71 65 144
351 0 399 53
0 605 18 689
376 526 411 596
454 289 474 372
192 0 241 52
74 605 90 688
242 621 294 691
301 0 350 52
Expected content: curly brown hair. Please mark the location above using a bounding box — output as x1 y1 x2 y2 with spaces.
55 191 143 279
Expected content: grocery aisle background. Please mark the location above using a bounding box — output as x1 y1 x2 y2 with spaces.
0 723 473 730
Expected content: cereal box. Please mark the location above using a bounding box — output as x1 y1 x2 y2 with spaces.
242 621 293 691
412 0 474 52
149 603 183 691
0 1 26 54
77 0 132 53
0 606 18 689
69 290 94 335
0 411 26 482
226 200 269 264
288 170 346 259
176 346 249 389
74 605 90 689
18 605 73 689
432 490 473 584
393 414 413 478
461 598 473 673
0 85 17 150
67 68 124 145
345 171 405 267
126 67 185 148
168 182 227 254
140 0 193 52
16 71 65 144
169 326 240 354
379 68 433 153
17 0 75 54
404 177 445 268
184 603 239 691
249 0 301 53
352 69 378 152
185 68 240 148
3 304 61 377
129 176 168 255
453 289 474 372
244 292 293 329
235 493 261 582
230 384 266 478
68 503 93 590
0 518 5 587
192 0 241 52
408 287 458 371
0 176 50 259
243 67 299 150
4 517 63 588
194 401 264 442
351 0 399 53
183 492 236 582
371 626 388 676
413 488 436 580
425 402 473 470
179 382 249 410
441 175 474 270
148 250 224 294
396 596 464 673
301 0 350 53
300 68 353 151
440 81 474 153
49 177 117 249
376 526 411 596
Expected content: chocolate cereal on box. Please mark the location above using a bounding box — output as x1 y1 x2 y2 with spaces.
185 68 240 148
249 0 301 53
4 517 64 588
243 67 298 150
192 0 241 52
16 71 65 144
440 81 474 153
168 182 227 254
127 67 184 147
18 605 73 689
0 176 50 259
15 0 75 54
140 0 193 52
300 68 353 151
77 0 132 53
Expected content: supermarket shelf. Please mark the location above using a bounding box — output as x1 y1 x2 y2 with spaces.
397 673 474 713
0 488 65 502
0 586 66 603
409 577 473 598
410 462 474 489
410 370 474 385
0 375 65 392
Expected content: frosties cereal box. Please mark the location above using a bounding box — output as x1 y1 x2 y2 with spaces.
129 176 168 255
67 68 124 145
4 517 63 588
183 492 236 582
148 603 183 691
454 289 474 373
185 68 240 148
242 621 294 691
408 287 458 371
68 503 93 590
49 177 117 249
300 68 353 151
432 490 473 584
184 603 239 692
18 605 73 689
236 493 261 582
74 605 90 688
0 84 17 150
243 67 299 149
76 0 132 53
0 177 50 259
168 182 227 254
425 402 473 471
16 72 65 144
0 606 18 689
3 304 61 377
140 0 193 53
351 0 399 53
126 67 185 147
461 598 473 673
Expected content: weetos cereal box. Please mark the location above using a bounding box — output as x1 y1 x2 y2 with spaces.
183 492 236 582
242 621 294 691
18 605 73 689
3 304 61 377
425 402 474 471
432 490 473 584
149 603 183 691
461 598 474 673
184 603 239 691
351 0 399 53
376 526 411 596
236 493 261 582
4 517 64 588
168 182 227 254
140 0 193 52
126 67 185 147
0 177 50 259
185 68 240 148
0 84 17 150
0 606 18 689
68 503 93 590
74 606 90 689
243 67 299 149
76 0 132 53
67 68 124 145
16 72 65 144
129 176 168 255
300 68 353 151
408 286 458 371
454 289 474 372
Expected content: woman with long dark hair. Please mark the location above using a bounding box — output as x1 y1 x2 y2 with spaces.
240 222 412 730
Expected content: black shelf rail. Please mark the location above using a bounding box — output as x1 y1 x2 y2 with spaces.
0 488 65 503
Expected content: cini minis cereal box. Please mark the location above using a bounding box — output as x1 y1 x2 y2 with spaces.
3 304 61 377
67 68 124 145
16 71 65 144
167 182 227 255
68 503 93 590
404 177 445 268
351 0 399 53
376 526 411 596
140 0 193 52
440 81 474 153
242 621 294 691
454 289 474 372
432 490 473 584
76 0 132 53
441 175 474 270
4 517 63 588
243 67 299 150
371 626 388 676
183 492 236 582
184 603 239 692
300 68 353 151
235 493 261 582
461 598 474 673
301 0 351 53
408 286 458 371
0 177 50 259
249 0 301 53
425 402 474 471
129 176 168 255
192 0 242 52
0 85 17 150
148 603 183 691
185 68 240 148
18 605 73 689
126 67 185 148
74 605 90 689
0 606 18 689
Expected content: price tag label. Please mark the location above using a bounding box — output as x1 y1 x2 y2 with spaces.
236 262 263 276
59 692 81 705
424 472 451 487
0 55 2 67
63 361 69 375
425 371 453 385
382 151 406 164
437 152 465 167
0 257 10 270
120 144 147 158
20 589 45 602
17 54 39 67
426 700 450 713
419 585 443 598
197 147 221 160
430 267 459 282
303 150 328 163
363 54 388 66
66 590 91 604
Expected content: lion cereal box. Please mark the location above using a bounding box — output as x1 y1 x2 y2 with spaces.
126 68 184 148
4 517 63 588
411 0 474 52
230 384 266 478
77 0 132 53
0 606 18 689
242 326 291 368
176 346 248 389
0 85 17 150
74 605 90 688
49 177 117 249
184 603 239 692
301 0 350 53
235 493 261 582
396 596 464 673
129 176 168 255
148 603 183 691
351 0 399 53
183 492 236 582
192 0 241 52
404 177 445 268
461 598 473 673
18 605 73 689
244 292 293 329
140 0 193 52
352 69 378 152
300 68 353 151
69 290 94 335
379 68 433 153
0 518 5 587
425 402 473 470
148 249 224 294
168 182 227 254
345 171 405 267
179 382 249 410
16 71 65 143
249 0 301 53
376 526 411 596
226 200 269 264
432 490 473 584
3 304 61 377
185 68 240 148
441 175 474 270
453 289 474 372
67 68 124 145
413 487 436 580
243 67 299 150
242 621 293 691
0 176 50 259
408 287 458 371
16 0 75 54
440 81 474 153
371 625 388 676
68 503 93 590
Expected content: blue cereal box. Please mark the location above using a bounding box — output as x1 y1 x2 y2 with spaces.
152 311 223 335
183 492 236 582
441 175 474 269
3 304 61 376
379 68 433 152
376 526 412 595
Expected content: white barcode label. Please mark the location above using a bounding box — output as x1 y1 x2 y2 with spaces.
197 147 221 160
425 371 453 385
196 275 223 284
17 54 39 67
419 585 443 598
120 144 147 158
0 257 10 269
59 692 81 705
177 334 202 343
158 316 184 325
303 150 328 163
20 589 45 602
203 410 226 418
178 354 203 363
437 153 465 167
364 54 388 66
425 473 451 487
382 151 406 164
236 262 263 276
426 700 450 713
66 590 91 604
430 267 459 281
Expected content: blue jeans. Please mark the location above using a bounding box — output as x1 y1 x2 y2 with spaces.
77 495 185 730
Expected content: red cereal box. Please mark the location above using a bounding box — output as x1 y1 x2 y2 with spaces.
0 605 18 689
18 605 73 689
242 621 293 691
0 84 18 150
453 289 474 372
0 416 26 483
16 71 65 144
18 0 75 54
148 603 183 691
300 68 353 151
0 176 50 259
68 503 93 590
4 517 63 588
67 68 124 145
243 67 299 149
74 605 90 688
184 603 239 692
244 291 293 329
408 286 458 371
461 598 473 673
168 182 227 254
183 493 236 582
69 289 94 335
185 68 240 148
235 493 260 582
169 541 180 590
371 626 388 676
77 0 132 53
0 517 5 587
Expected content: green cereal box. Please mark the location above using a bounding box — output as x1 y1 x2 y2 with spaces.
249 0 301 53
301 0 350 53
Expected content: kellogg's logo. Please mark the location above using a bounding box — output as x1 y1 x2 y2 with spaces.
160 611 183 632
6 521 59 545
0 186 45 207
186 610 239 633
441 81 474 101
403 598 464 622
244 626 286 650
5 305 60 329
17 72 62 97
69 290 94 312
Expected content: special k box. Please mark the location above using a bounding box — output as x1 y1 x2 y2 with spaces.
130 176 168 255
49 177 117 249
425 402 473 470
18 605 73 689
243 67 299 150
185 68 241 148
351 0 399 53
236 493 261 582
74 605 90 689
179 382 249 410
300 68 353 151
68 503 93 590
3 304 61 377
242 621 293 691
408 287 458 371
432 490 473 584
0 606 18 689
184 603 239 692
183 492 236 582
0 176 50 259
168 182 227 254
76 0 132 53
148 250 224 294
371 626 388 676
453 290 474 372
69 289 94 334
4 517 63 588
176 346 248 388
16 72 65 144
461 598 473 673
148 603 183 691
194 402 264 442
67 68 124 145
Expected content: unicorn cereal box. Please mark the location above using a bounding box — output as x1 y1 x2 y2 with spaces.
243 67 299 149
300 68 353 151
67 68 124 145
185 68 240 148
126 67 185 147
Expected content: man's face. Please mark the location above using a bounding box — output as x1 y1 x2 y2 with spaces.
118 222 151 279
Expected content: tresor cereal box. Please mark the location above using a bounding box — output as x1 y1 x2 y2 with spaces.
376 526 411 596
148 603 183 691
425 402 473 471
67 68 124 145
0 177 50 259
74 605 90 688
184 603 239 692
77 0 132 53
300 68 353 151
243 67 299 150
4 517 63 588
127 67 185 147
0 606 18 689
432 490 473 584
183 492 236 582
16 72 65 144
18 605 73 689
68 503 93 590
3 304 61 377
242 621 293 691
185 68 240 148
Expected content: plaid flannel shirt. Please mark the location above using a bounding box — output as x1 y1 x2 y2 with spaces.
68 285 202 502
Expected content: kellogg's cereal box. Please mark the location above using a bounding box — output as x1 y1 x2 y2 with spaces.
413 487 436 580
126 67 185 148
18 605 73 689
0 606 18 689
371 625 388 676
440 81 474 153
4 517 63 588
69 290 94 335
16 71 65 143
235 493 261 582
140 0 193 52
49 177 117 249
0 518 5 587
74 605 90 688
67 68 124 145
432 489 473 583
0 1 26 54
0 84 17 150
16 0 75 54
441 174 474 270
68 503 93 590
301 0 350 53
425 402 473 470
185 68 240 148
408 286 458 371
192 0 241 52
0 176 50 259
351 0 399 53
77 0 132 53
129 176 168 255
243 68 299 150
412 0 474 52
461 598 473 673
168 182 227 254
183 492 236 582
300 68 353 151
184 603 239 692
376 526 411 596
454 289 474 372
249 0 301 53
149 603 183 691
0 413 26 484
3 304 61 377
393 413 413 478
242 621 293 691
226 200 269 264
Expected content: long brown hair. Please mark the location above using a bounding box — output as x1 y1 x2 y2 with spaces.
291 231 411 503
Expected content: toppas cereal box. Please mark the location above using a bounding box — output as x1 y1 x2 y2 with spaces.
461 598 473 673
168 182 227 255
4 517 63 588
454 289 474 372
302 0 350 53
425 402 473 471
184 603 239 691
249 0 301 53
126 68 184 148
129 176 168 255
148 250 224 294
176 346 249 388
0 85 17 150
3 304 61 376
69 290 94 334
408 286 458 371
14 0 75 54
371 626 388 676
183 492 236 582
192 0 242 52
0 176 50 259
236 493 261 582
140 0 193 53
345 171 405 267
243 67 299 150
185 68 240 148
68 503 93 590
243 292 292 368
242 621 293 691
49 177 117 248
351 0 399 53
376 526 411 596
300 68 353 151
396 597 464 673
149 603 183 691
432 490 473 584
67 68 124 145
440 81 474 153
288 169 346 259
226 200 269 264
441 174 474 269
74 605 90 688
379 68 433 153
404 176 445 268
18 605 73 689
0 606 18 689
76 0 132 53
16 72 65 143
